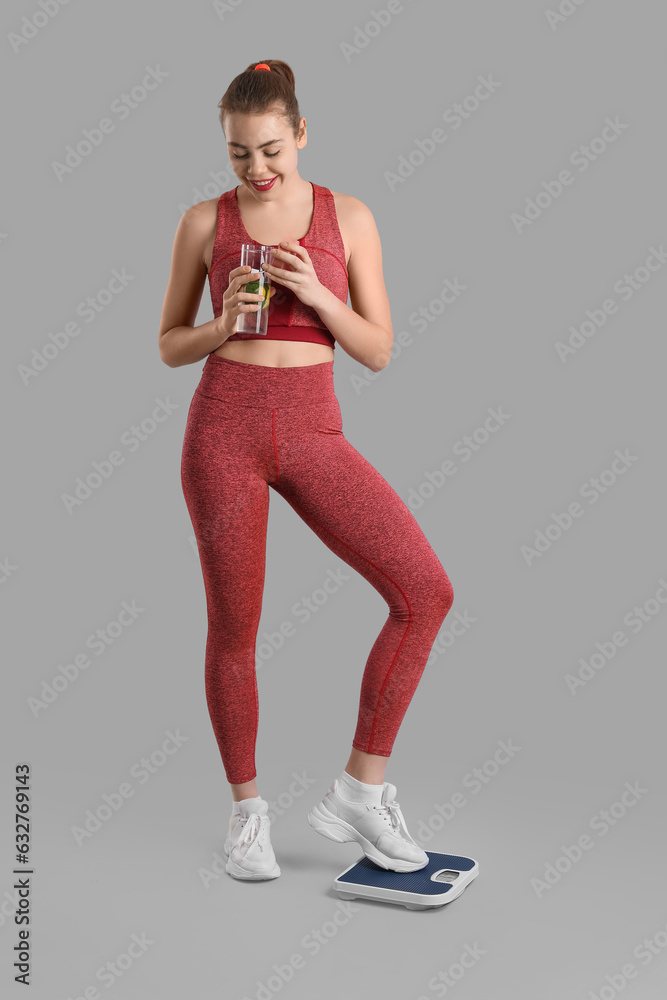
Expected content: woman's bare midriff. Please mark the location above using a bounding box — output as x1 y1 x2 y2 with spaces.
213 338 334 368
202 182 351 369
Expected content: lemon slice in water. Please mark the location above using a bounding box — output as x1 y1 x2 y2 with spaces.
245 280 271 309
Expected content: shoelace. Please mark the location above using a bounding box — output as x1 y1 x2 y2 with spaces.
238 813 263 848
366 799 404 837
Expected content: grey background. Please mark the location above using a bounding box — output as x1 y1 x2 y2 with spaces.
2 0 666 997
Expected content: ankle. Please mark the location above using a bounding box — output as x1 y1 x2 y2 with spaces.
344 748 389 786
338 769 383 804
231 779 259 803
344 768 385 785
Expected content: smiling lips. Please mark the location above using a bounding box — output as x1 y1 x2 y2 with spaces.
249 177 277 191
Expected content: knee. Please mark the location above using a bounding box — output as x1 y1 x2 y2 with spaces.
434 567 454 618
386 561 454 625
415 564 454 623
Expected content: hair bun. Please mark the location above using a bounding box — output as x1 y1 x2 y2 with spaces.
218 60 300 136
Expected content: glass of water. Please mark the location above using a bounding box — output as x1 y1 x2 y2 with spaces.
237 244 275 335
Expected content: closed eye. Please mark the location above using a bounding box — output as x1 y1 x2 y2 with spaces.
233 151 280 159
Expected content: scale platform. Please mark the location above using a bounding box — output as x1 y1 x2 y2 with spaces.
332 851 479 910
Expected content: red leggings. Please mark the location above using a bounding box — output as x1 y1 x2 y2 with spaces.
180 354 454 785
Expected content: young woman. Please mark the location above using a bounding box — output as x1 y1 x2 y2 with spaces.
159 60 454 881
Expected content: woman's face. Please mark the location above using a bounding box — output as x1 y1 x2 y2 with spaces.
225 110 306 197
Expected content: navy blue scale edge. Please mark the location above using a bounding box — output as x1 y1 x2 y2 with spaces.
337 853 474 895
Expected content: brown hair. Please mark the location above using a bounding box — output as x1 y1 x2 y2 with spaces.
217 60 302 138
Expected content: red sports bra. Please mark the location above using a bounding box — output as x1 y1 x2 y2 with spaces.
207 182 349 349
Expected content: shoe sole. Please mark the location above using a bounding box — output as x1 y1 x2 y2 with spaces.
223 839 281 880
307 801 428 873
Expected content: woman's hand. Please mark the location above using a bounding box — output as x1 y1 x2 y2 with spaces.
219 265 276 340
261 242 330 312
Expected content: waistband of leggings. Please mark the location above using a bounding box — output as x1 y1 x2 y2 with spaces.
197 352 336 407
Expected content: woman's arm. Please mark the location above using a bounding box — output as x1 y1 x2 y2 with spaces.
158 203 225 368
315 196 393 372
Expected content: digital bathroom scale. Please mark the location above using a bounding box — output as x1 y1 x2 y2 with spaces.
332 852 479 910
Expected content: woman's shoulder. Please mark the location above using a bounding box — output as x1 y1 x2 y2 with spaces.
327 189 376 228
327 190 380 248
178 195 228 273
181 192 232 238
181 193 223 227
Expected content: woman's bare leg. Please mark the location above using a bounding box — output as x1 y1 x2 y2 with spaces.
344 747 389 786
231 779 259 802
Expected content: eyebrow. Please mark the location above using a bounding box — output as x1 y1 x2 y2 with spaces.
227 139 284 149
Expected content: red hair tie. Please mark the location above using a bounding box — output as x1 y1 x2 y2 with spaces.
254 63 271 71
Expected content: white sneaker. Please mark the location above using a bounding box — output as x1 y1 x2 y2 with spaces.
307 780 429 873
223 798 281 880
